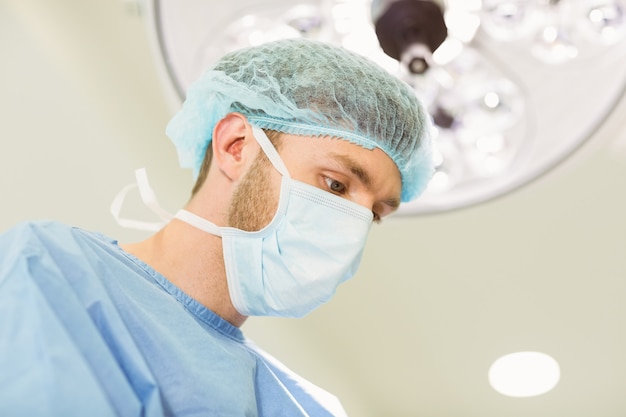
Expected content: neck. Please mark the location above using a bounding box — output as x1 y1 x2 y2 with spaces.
121 219 248 328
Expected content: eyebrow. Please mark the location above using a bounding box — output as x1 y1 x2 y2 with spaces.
330 152 401 210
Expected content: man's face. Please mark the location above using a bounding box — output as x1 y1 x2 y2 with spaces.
227 132 402 231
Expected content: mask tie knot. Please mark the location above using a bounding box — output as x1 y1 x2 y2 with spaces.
111 168 174 231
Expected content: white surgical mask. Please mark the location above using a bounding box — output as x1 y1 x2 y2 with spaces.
175 126 373 317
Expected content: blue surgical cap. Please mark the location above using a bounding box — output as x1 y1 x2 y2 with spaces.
166 38 433 202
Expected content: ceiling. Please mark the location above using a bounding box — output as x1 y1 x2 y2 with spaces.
2 0 626 416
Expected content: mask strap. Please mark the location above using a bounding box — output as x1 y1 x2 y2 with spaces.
110 168 173 231
251 126 290 178
174 209 222 236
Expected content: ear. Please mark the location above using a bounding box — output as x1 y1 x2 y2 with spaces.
211 113 259 182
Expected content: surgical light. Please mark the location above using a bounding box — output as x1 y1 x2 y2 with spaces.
147 0 626 214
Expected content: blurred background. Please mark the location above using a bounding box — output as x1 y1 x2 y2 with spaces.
1 0 626 416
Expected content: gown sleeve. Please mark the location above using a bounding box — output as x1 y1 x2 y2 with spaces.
0 222 152 417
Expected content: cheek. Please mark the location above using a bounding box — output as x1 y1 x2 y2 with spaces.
228 158 281 231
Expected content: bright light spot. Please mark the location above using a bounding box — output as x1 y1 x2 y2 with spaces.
433 39 464 66
542 26 558 43
533 26 579 63
602 26 618 39
489 352 560 398
447 0 482 12
585 3 626 43
445 10 481 42
589 8 605 23
483 92 501 109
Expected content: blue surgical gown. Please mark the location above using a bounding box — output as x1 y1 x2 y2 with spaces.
0 221 347 416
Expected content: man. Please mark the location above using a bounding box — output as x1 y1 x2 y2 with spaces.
0 39 432 416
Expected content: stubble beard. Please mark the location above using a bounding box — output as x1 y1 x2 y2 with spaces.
227 153 279 232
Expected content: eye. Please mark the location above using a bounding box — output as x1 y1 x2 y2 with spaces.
324 177 347 195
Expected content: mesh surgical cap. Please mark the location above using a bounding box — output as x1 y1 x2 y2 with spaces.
166 38 433 202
